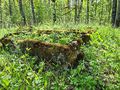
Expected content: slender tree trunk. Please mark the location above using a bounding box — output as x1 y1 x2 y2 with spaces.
74 0 78 23
99 3 104 25
52 0 56 23
95 0 97 17
0 0 2 28
68 0 71 9
112 0 117 26
9 0 12 17
77 0 83 23
86 0 90 24
115 0 120 27
18 0 26 26
30 0 36 24
13 0 15 10
67 0 71 22
108 0 112 23
8 0 12 27
48 0 50 5
44 0 46 3
90 0 94 22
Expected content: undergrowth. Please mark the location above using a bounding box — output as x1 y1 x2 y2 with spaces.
0 24 120 90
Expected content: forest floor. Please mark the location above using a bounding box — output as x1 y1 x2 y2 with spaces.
0 24 120 90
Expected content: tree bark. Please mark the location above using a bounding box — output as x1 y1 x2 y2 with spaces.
44 0 46 3
18 0 26 26
74 0 78 23
107 0 112 23
0 0 2 28
95 0 97 17
115 0 120 27
9 0 12 17
68 0 71 9
67 0 71 22
112 0 117 26
48 0 50 5
86 0 90 24
99 3 104 25
30 0 36 24
52 0 56 23
77 0 83 23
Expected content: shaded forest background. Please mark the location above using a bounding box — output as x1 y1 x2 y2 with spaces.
0 0 120 28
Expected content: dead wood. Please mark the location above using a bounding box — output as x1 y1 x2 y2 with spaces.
0 37 16 49
0 31 30 49
18 39 84 68
35 29 82 35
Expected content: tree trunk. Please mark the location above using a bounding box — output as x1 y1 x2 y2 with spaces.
8 0 12 27
68 0 71 9
9 0 12 17
107 0 112 23
67 0 71 22
48 0 50 5
112 0 117 26
74 0 78 23
90 0 94 22
44 0 46 3
18 0 26 26
77 0 83 23
94 0 97 17
99 3 104 25
0 0 2 28
115 0 120 27
52 0 56 23
30 0 36 24
86 0 90 24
